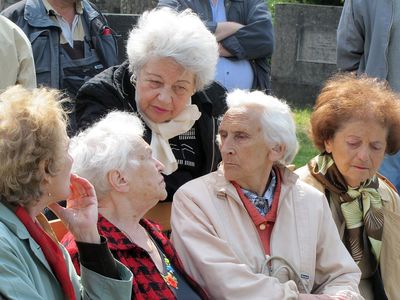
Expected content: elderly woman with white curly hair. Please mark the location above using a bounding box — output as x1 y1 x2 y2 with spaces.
74 8 226 207
170 89 364 299
62 111 208 299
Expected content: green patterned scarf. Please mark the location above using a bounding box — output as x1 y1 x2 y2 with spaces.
308 153 383 264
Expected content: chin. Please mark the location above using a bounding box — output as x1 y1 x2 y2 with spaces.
159 192 168 201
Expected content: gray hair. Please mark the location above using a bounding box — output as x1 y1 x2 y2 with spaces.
69 111 145 199
225 89 299 165
126 8 218 91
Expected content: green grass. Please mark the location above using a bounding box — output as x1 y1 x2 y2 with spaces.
292 108 319 168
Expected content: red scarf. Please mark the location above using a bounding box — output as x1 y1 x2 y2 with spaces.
15 206 76 300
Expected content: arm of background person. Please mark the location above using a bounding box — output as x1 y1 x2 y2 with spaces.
215 22 244 57
336 0 364 72
219 0 274 60
13 24 37 89
170 185 300 300
214 21 244 42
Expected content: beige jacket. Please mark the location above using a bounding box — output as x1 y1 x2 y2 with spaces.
296 165 400 300
171 165 362 300
0 15 36 90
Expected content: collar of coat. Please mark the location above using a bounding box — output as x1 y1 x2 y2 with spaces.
23 0 99 28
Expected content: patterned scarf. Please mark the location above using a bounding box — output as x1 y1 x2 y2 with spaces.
308 153 383 264
242 169 277 216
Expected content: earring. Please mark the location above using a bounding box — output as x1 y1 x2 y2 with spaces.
48 192 52 197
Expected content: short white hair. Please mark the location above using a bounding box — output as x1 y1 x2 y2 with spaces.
225 89 299 165
126 8 218 91
69 111 145 198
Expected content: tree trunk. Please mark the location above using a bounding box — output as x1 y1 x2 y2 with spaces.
120 0 157 14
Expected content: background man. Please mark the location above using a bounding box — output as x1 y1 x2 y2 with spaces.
337 0 400 191
2 0 118 133
158 0 274 93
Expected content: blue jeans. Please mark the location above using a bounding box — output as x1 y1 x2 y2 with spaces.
379 151 400 191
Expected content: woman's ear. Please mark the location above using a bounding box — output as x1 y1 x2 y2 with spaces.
40 159 51 185
108 170 129 193
324 139 333 153
268 144 285 162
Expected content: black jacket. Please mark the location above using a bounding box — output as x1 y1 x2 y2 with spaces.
75 61 227 201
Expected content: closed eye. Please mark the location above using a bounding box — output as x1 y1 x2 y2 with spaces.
173 85 188 96
235 133 249 140
147 80 162 88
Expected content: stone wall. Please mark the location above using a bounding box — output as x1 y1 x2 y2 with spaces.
271 3 342 107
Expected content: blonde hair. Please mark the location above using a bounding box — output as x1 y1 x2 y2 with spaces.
0 86 68 205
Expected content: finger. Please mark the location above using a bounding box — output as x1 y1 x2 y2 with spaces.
67 182 79 203
70 174 95 197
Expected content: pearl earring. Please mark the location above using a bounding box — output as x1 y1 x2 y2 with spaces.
48 192 52 197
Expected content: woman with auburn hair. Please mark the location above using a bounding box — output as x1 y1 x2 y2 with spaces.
0 85 132 299
296 73 400 300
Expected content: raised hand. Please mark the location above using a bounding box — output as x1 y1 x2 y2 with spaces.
49 174 100 244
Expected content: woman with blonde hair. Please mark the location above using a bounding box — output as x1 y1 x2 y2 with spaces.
0 85 132 299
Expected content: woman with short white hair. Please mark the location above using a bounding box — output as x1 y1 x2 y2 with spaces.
62 111 208 299
75 8 226 204
170 89 363 299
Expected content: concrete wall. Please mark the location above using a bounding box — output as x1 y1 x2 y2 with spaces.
271 3 343 107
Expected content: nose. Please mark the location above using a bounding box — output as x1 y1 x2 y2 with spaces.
155 158 165 172
158 87 173 103
357 145 369 162
220 137 235 156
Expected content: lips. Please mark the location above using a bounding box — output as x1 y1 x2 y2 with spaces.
152 105 170 113
223 162 238 167
353 165 368 170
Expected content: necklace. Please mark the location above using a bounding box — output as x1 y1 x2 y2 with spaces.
120 226 156 253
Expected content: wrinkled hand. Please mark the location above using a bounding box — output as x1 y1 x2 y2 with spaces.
49 174 100 244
